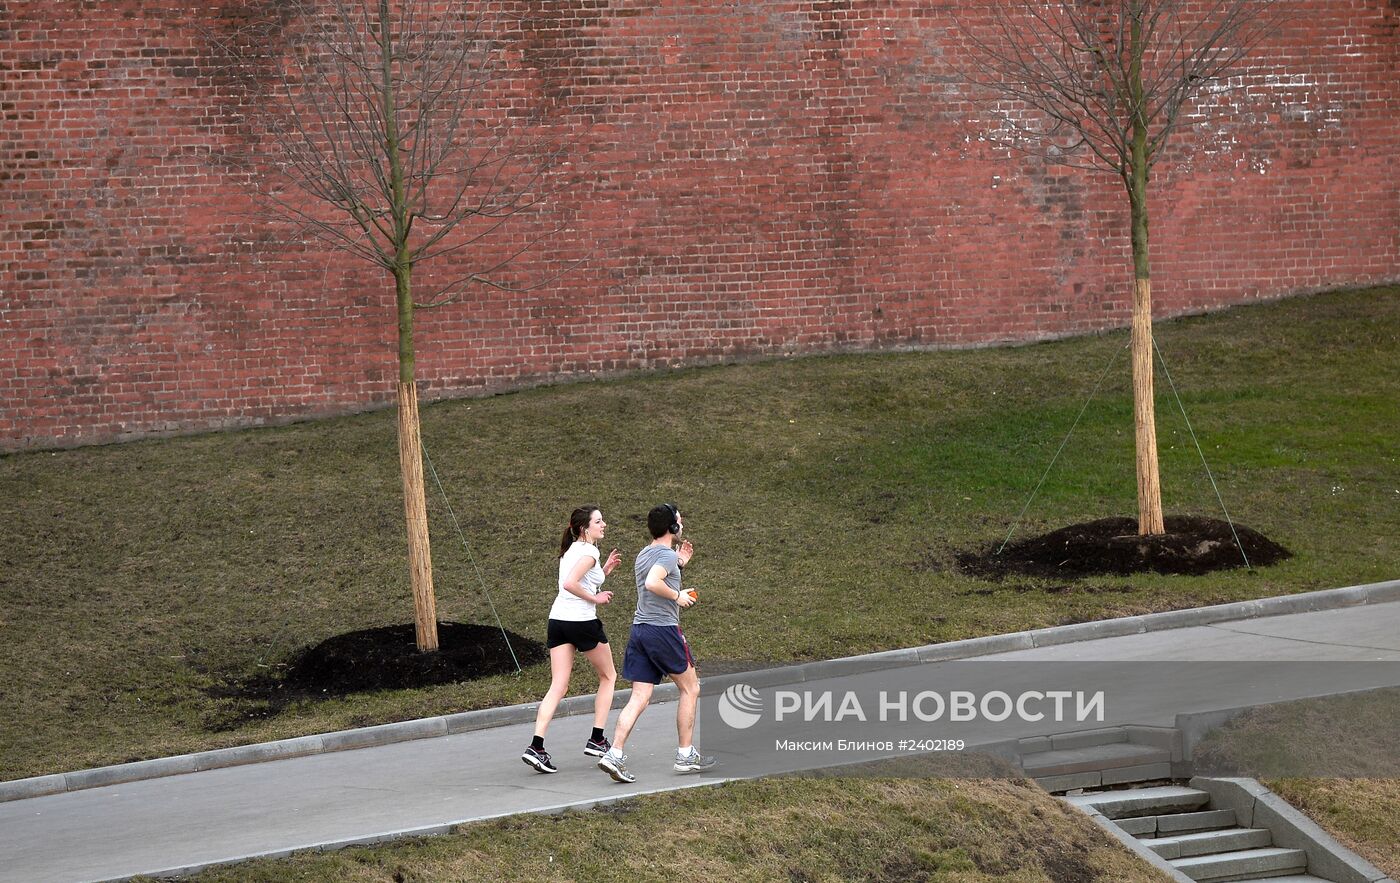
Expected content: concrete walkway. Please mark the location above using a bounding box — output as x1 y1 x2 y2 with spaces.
3 597 1399 883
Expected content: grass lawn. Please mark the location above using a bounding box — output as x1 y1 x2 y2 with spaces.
160 777 1171 883
1 285 1397 780
1193 688 1400 878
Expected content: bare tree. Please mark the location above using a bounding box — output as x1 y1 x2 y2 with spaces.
216 0 569 650
960 0 1281 535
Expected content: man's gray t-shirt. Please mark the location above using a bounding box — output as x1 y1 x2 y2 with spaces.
633 544 681 626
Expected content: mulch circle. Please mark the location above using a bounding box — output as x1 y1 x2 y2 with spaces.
281 622 548 696
205 622 547 729
957 515 1291 579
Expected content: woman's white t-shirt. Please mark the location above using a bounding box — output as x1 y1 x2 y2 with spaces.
550 541 606 621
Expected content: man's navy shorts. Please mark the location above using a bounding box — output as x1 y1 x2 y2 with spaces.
621 623 693 684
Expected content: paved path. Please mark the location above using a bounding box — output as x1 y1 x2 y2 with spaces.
3 601 1399 883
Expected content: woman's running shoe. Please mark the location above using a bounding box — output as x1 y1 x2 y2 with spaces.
521 746 558 773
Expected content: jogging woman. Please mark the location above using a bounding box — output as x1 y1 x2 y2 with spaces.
522 506 623 773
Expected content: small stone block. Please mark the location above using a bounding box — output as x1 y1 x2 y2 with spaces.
1173 846 1305 881
915 632 1034 662
1102 761 1173 785
0 774 67 802
1030 617 1147 648
1035 771 1101 792
1123 725 1184 760
1050 727 1128 751
192 735 324 771
1066 786 1209 820
322 717 446 752
1156 809 1238 835
1117 816 1157 836
1017 736 1053 754
65 756 199 791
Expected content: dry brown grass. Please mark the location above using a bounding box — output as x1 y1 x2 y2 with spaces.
172 777 1173 882
1265 779 1400 880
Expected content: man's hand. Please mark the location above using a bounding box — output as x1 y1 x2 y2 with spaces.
594 590 614 606
677 539 694 568
602 548 622 575
677 588 696 609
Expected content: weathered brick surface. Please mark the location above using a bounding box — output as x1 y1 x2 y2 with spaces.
2 2 1397 451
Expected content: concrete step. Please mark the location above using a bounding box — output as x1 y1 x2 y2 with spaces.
1145 827 1273 860
1044 726 1129 751
1123 808 1239 838
1240 877 1333 882
1030 742 1175 792
1023 741 1171 777
1172 846 1308 882
1065 786 1210 820
1152 809 1240 837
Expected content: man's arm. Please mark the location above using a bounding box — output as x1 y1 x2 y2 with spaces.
645 562 694 607
644 564 677 599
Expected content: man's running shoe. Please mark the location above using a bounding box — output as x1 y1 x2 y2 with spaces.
673 747 717 773
597 749 636 783
521 746 557 774
584 735 611 757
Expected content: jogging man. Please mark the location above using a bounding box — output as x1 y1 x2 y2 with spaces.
597 503 716 783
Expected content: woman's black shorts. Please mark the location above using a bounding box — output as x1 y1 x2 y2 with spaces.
546 617 609 652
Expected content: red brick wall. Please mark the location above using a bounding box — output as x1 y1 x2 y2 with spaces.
3 1 1397 451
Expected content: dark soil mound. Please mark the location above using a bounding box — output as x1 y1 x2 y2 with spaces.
958 515 1290 579
204 622 546 729
282 622 547 696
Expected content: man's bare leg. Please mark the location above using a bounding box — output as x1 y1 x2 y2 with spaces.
611 680 654 751
671 665 699 748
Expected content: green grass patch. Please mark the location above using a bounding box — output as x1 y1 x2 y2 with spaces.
160 777 1171 883
1 285 1398 779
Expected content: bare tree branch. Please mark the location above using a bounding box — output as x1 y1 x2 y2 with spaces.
957 0 1283 180
208 0 574 292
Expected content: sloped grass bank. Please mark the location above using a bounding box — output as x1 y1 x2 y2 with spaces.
2 285 1397 779
162 777 1172 883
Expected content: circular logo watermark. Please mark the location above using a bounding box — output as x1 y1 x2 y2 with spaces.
717 683 763 730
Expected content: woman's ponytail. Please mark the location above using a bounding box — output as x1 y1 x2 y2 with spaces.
559 506 599 557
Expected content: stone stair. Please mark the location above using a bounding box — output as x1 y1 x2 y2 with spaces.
1018 725 1183 792
1066 785 1329 882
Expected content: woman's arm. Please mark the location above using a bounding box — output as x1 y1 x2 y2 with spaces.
561 554 612 605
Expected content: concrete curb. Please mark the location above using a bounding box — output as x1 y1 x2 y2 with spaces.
3 577 1396 805
1190 777 1396 883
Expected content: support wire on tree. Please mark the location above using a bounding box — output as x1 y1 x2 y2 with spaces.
1152 338 1252 569
421 443 524 674
998 340 1130 555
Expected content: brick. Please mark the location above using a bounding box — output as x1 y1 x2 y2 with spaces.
3 1 1398 452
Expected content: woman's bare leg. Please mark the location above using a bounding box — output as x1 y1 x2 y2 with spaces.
532 644 575 739
582 642 617 731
